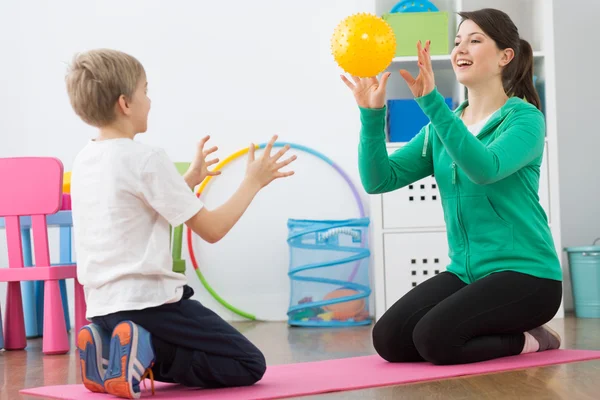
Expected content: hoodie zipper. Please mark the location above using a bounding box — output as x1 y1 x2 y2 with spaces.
426 123 472 281
421 125 430 158
451 162 456 184
452 162 473 282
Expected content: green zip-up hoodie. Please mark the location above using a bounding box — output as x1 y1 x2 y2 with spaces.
358 87 562 284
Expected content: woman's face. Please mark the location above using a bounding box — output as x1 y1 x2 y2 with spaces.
451 19 514 87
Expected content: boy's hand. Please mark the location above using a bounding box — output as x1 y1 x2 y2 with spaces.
245 135 296 190
185 135 296 244
185 135 220 188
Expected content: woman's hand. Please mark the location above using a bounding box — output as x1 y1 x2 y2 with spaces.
399 40 435 98
341 72 392 109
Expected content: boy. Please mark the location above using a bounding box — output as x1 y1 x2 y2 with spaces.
66 48 296 399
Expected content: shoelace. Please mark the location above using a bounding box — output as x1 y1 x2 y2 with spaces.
141 368 155 395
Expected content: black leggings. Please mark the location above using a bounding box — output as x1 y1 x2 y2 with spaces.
372 271 562 365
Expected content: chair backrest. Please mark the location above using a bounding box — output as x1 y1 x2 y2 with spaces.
0 157 64 269
0 157 64 216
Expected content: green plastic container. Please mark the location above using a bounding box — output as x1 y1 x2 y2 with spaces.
564 238 600 318
382 11 449 56
172 162 191 274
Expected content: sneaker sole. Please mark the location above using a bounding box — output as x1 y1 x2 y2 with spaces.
104 322 140 399
77 327 106 394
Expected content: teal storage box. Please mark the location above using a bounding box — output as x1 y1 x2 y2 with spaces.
387 97 454 142
564 240 600 318
382 11 449 56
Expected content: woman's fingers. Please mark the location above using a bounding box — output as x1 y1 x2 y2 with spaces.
417 40 423 66
378 72 391 90
423 40 433 73
340 74 355 90
399 69 416 87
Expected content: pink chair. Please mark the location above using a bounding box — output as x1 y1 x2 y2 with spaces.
0 157 86 354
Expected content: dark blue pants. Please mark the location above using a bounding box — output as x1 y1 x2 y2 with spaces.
91 285 266 388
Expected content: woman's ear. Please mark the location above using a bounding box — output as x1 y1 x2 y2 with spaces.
499 48 515 67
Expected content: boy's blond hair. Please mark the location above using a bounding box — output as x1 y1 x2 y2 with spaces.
65 49 145 127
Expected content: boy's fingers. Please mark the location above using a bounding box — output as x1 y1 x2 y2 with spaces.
198 135 210 149
264 135 278 157
275 155 297 169
271 144 290 161
203 146 218 156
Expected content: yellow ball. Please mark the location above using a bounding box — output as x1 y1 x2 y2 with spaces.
331 13 396 78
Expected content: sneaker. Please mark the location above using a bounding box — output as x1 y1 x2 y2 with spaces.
528 324 561 351
104 321 156 399
77 324 111 393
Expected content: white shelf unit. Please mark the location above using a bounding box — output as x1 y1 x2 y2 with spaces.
369 0 564 321
391 51 545 68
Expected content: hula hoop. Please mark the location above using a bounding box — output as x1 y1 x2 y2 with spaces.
186 142 366 320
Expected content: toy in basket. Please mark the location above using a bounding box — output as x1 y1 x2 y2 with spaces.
287 218 371 327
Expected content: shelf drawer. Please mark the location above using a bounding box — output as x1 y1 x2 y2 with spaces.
381 145 445 229
382 231 450 310
381 174 445 229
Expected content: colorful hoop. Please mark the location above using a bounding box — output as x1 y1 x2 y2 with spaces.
186 142 366 320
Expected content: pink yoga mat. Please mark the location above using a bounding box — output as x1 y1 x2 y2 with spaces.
21 349 600 400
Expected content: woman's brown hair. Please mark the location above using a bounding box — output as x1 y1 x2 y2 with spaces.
458 8 541 110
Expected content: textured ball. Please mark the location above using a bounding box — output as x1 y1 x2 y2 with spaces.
331 13 396 78
323 289 365 320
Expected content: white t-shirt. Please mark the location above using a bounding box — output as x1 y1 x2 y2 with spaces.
70 138 204 319
465 109 499 136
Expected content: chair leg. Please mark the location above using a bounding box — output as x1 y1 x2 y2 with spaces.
22 280 39 338
5 281 27 350
59 226 72 332
74 279 87 334
0 302 4 350
35 280 44 337
21 227 41 338
42 280 69 355
59 279 70 332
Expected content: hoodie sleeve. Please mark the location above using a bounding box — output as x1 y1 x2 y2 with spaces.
415 88 545 185
358 106 433 194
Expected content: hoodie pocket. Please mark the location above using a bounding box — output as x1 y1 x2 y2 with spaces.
461 195 514 253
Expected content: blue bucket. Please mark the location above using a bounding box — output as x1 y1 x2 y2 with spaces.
564 238 600 318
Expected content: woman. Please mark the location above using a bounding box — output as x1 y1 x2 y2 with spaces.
342 8 563 365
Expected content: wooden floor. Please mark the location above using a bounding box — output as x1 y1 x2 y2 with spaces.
1 314 599 399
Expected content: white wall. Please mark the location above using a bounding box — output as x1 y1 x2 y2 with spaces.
553 0 600 312
0 0 377 322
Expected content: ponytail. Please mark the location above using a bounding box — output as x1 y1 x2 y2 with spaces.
503 38 541 110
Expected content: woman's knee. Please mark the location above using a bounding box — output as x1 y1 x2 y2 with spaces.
372 320 394 360
372 319 420 362
412 319 458 365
